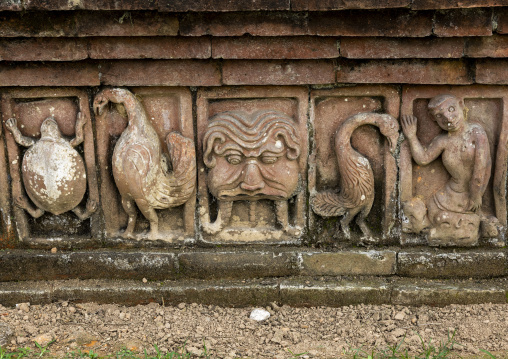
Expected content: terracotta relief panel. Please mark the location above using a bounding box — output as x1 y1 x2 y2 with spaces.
94 87 196 245
309 86 400 245
1 88 99 246
197 87 308 244
400 86 508 247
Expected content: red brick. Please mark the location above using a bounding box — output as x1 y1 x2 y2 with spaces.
434 8 493 37
212 37 339 59
90 37 210 60
309 10 433 37
412 0 507 10
0 63 99 86
292 0 410 11
495 8 508 34
100 60 221 86
0 12 78 37
466 35 508 57
180 12 308 36
0 39 87 61
0 0 22 10
476 59 508 84
341 37 464 58
336 59 471 84
22 0 157 10
77 11 179 37
222 60 335 85
159 0 289 11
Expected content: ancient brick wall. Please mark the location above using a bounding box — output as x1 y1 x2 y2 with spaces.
1 0 508 306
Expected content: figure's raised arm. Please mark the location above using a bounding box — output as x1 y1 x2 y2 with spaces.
468 126 491 212
5 118 35 147
401 115 445 166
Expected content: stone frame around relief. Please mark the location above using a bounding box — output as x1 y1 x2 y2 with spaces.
196 86 308 244
308 85 400 245
95 87 196 246
400 85 508 247
1 88 99 248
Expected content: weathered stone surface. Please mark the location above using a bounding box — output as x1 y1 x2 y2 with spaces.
392 279 507 306
0 251 71 281
434 8 493 37
90 37 211 59
291 0 410 11
308 10 433 37
0 12 78 37
180 12 308 36
341 37 464 59
222 60 335 85
70 252 178 280
0 0 22 11
495 7 508 34
0 38 87 61
179 251 298 279
300 251 396 276
466 35 508 57
212 37 339 59
0 63 99 86
280 278 391 306
336 59 471 84
100 60 221 86
159 0 289 12
23 0 157 10
397 251 507 278
412 0 506 9
475 59 508 84
52 279 279 307
0 281 52 307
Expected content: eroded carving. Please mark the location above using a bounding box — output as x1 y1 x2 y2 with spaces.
6 114 96 220
401 94 496 246
94 88 196 240
201 110 301 235
311 113 399 241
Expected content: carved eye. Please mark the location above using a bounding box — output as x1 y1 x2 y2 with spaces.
261 155 278 164
226 154 242 165
448 106 455 112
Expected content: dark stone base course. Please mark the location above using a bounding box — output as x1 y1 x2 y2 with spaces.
0 278 507 307
0 247 507 282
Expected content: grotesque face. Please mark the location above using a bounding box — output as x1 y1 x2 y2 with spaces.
40 117 61 140
428 95 465 132
203 110 301 200
402 197 430 234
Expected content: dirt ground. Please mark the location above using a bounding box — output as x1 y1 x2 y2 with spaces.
0 301 507 358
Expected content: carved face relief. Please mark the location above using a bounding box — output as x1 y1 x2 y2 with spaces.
428 95 465 132
203 110 301 201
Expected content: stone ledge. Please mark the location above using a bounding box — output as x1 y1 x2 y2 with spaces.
0 277 506 307
397 250 507 278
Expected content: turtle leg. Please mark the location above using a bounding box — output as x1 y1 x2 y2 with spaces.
15 195 43 218
72 199 98 220
121 197 137 239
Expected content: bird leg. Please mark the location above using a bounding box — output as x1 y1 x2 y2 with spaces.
136 200 159 240
120 197 137 239
339 207 362 239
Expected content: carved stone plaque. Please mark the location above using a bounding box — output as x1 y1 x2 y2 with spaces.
309 86 400 245
400 86 508 247
197 87 308 244
95 87 196 245
1 88 99 246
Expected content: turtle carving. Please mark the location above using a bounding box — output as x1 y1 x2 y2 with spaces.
5 113 97 220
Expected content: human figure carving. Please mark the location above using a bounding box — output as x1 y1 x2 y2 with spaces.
202 110 301 235
6 114 97 220
311 113 399 239
94 88 196 240
401 94 492 245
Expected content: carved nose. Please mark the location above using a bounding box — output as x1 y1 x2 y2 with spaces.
240 163 265 191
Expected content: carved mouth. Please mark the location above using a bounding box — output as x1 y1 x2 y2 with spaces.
217 189 287 200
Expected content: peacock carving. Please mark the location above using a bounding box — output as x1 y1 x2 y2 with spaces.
311 112 399 239
93 88 196 240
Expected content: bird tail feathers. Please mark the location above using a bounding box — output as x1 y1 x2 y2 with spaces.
311 191 346 217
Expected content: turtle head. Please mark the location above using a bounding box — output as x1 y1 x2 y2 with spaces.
40 117 61 140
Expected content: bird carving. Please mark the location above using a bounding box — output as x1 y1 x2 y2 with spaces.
94 88 196 239
311 113 399 239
